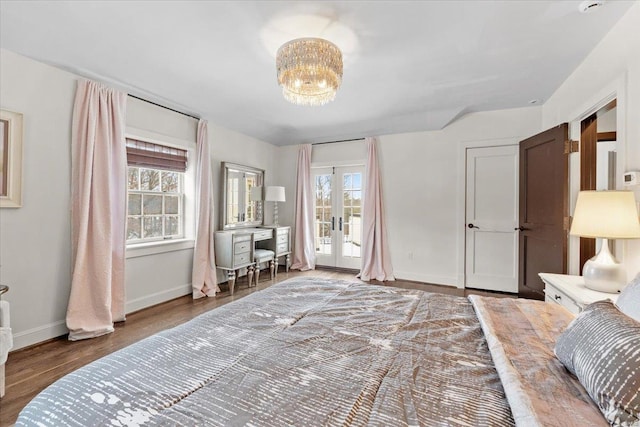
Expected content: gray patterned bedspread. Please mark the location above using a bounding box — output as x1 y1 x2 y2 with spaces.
17 278 514 426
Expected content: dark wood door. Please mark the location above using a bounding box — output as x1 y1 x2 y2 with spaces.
518 124 568 299
579 113 597 273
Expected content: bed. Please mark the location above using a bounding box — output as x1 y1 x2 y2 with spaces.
15 277 639 426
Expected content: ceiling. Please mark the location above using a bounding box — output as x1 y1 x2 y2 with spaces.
0 1 634 146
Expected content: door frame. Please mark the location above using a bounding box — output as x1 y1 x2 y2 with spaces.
565 75 627 275
456 137 524 289
311 160 366 270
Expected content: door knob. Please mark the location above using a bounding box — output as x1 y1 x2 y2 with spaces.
467 223 479 229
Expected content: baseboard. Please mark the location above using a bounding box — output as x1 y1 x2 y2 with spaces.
125 283 192 314
12 320 68 351
393 271 459 288
10 284 192 351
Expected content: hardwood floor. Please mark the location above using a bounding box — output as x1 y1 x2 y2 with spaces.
1 269 513 425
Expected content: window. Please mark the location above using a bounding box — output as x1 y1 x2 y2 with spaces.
126 138 187 244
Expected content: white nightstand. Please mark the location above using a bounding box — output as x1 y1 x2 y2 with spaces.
539 273 619 315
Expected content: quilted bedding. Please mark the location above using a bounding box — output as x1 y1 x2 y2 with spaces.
16 277 600 426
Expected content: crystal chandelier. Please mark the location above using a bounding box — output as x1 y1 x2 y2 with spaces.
276 38 343 106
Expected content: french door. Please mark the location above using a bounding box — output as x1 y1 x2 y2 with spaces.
313 166 364 269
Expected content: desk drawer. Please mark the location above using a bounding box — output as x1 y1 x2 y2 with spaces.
234 252 251 265
254 229 273 241
276 242 289 254
234 241 251 254
276 233 288 244
276 227 289 236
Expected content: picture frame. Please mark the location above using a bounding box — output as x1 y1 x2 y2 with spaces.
0 109 24 208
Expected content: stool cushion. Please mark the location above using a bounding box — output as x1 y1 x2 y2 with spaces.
254 249 275 262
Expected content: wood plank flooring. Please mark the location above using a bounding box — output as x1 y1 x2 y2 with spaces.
1 270 514 426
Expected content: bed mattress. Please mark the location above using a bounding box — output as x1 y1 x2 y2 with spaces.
16 277 604 426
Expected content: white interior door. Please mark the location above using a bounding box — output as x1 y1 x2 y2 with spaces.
313 166 364 269
465 146 519 293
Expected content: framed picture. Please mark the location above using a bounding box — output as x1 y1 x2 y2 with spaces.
0 109 23 208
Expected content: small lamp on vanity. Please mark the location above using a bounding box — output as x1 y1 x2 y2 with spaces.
265 186 285 226
250 186 263 222
570 190 640 293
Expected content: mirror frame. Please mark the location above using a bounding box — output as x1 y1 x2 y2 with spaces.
220 162 264 230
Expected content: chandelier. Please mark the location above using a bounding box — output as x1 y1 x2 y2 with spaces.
276 38 343 106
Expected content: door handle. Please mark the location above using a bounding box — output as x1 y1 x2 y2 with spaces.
331 216 335 231
339 217 343 231
467 223 479 229
514 226 528 231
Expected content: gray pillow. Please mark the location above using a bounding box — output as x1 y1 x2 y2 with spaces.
555 300 640 426
617 272 640 322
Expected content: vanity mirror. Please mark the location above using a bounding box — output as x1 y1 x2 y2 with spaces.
221 162 264 230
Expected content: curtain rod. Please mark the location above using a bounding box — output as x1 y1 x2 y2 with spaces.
312 137 365 146
128 94 200 121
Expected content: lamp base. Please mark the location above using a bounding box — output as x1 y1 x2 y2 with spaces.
582 239 625 294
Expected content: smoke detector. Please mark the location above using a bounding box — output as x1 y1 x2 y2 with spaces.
579 0 605 13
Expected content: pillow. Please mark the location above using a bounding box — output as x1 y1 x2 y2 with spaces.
617 272 640 322
555 300 640 426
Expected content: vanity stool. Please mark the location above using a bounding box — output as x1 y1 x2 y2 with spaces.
254 249 275 284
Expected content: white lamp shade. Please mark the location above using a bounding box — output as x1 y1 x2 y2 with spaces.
570 191 640 239
265 186 286 202
250 186 263 201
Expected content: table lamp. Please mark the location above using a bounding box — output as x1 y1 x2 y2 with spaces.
570 190 640 293
265 186 285 226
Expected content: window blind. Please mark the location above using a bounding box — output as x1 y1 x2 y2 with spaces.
126 138 187 172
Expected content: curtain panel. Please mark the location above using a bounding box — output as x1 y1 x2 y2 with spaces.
192 120 219 298
358 137 395 281
66 80 128 340
291 144 316 271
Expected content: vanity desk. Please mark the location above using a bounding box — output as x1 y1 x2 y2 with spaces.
214 226 290 295
216 162 291 295
214 228 272 295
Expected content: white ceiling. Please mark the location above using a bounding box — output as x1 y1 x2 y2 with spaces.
0 1 634 146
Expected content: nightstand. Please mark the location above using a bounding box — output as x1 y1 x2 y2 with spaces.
538 273 619 315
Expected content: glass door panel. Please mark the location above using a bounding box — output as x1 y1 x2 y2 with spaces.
313 168 335 266
337 167 364 269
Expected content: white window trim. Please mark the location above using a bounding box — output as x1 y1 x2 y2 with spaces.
124 127 197 255
126 168 185 244
126 238 195 259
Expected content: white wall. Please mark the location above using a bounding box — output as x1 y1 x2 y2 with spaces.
0 49 278 349
541 2 640 281
277 107 541 286
124 97 199 314
0 49 76 349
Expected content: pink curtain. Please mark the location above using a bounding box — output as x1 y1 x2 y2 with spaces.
66 80 127 340
291 144 316 271
358 137 395 281
192 120 219 298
